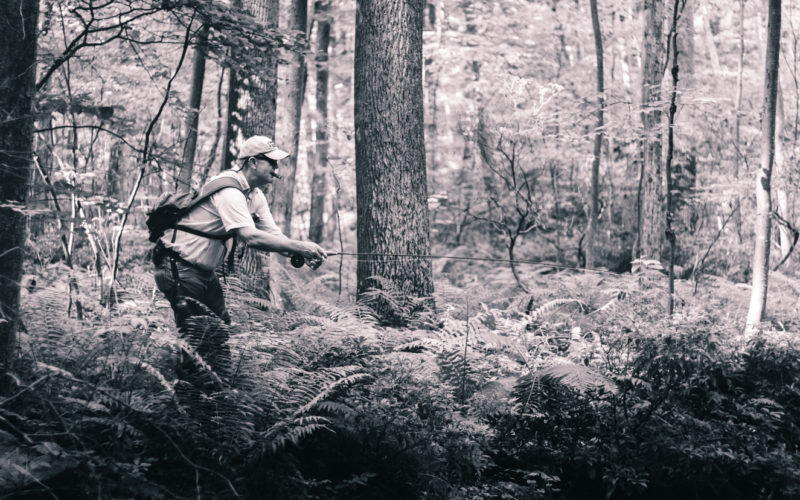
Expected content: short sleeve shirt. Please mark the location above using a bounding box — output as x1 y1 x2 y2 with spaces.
159 170 283 271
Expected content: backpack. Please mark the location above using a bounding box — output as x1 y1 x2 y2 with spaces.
146 176 245 243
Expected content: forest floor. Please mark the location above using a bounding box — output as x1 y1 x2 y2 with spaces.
5 231 800 498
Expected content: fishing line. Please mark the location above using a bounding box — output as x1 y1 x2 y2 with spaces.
290 251 620 275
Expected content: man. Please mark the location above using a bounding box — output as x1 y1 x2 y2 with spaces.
153 136 327 379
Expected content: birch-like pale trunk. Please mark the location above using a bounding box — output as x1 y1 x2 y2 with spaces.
746 0 781 332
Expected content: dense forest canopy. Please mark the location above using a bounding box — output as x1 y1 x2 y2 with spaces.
1 0 799 498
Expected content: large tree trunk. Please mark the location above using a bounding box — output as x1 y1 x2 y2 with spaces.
309 0 331 244
747 0 781 331
586 0 604 269
178 24 209 193
224 0 280 297
224 0 279 164
0 0 39 393
638 0 665 260
273 0 310 235
355 0 434 323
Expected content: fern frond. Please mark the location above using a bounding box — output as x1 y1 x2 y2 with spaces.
293 372 370 417
35 362 78 381
530 298 589 320
265 417 332 453
93 354 174 394
312 400 356 417
395 338 441 352
537 359 617 394
59 397 110 413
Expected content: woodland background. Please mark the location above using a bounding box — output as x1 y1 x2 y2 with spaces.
1 0 800 498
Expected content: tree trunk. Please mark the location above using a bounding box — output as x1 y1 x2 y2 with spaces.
774 83 793 261
665 0 682 315
699 3 722 75
223 0 280 298
0 0 39 393
746 0 781 331
107 140 123 198
639 0 665 260
586 0 605 269
676 0 695 82
355 0 434 323
734 0 745 178
222 59 240 172
273 0 310 235
225 0 279 164
178 24 209 193
309 0 331 244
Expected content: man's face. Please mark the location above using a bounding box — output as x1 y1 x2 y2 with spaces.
251 155 280 185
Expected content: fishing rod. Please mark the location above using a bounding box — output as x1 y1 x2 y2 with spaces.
287 251 619 275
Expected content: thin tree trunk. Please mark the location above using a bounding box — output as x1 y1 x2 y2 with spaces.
178 24 209 193
222 57 240 172
677 0 695 82
0 0 39 393
699 3 722 76
639 0 665 260
200 65 226 183
355 0 434 323
665 0 682 315
774 83 793 261
734 0 746 178
273 0 310 234
309 0 331 244
586 0 604 269
746 0 781 331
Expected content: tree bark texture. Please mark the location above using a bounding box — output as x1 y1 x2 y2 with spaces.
222 0 280 296
309 0 331 244
639 0 665 260
273 0 310 235
179 23 209 193
586 0 604 269
0 0 39 392
224 0 279 164
747 0 781 331
354 0 434 320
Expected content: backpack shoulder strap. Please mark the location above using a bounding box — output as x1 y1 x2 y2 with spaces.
173 176 247 241
190 176 245 209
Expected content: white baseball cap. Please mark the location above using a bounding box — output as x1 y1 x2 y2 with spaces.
237 136 289 160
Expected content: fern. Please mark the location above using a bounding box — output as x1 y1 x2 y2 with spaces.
537 359 617 394
529 298 590 320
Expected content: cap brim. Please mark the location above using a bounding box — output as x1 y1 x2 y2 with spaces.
265 148 289 160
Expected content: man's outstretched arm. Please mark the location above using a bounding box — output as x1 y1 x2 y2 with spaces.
236 226 327 268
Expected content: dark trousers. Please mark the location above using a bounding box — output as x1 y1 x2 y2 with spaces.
154 259 231 384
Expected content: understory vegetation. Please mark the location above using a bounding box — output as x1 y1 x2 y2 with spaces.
2 232 799 499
